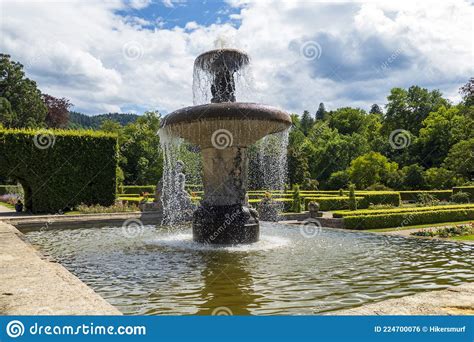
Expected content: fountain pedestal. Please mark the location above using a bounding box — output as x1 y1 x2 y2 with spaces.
193 147 259 244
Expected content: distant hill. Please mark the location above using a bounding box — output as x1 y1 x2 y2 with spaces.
68 112 140 129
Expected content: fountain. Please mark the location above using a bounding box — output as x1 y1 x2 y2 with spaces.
160 49 292 244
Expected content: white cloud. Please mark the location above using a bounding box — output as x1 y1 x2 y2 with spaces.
0 0 472 115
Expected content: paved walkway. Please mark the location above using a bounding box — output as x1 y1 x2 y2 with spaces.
0 222 121 315
0 203 14 213
332 283 474 315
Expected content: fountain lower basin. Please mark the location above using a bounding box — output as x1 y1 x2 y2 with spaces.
24 223 474 315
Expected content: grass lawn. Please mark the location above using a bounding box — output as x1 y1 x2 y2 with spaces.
0 201 15 210
450 235 474 241
363 220 473 233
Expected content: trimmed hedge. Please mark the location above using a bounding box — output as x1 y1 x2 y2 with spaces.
121 185 156 194
0 129 117 213
453 186 474 201
343 209 474 229
399 190 452 202
304 196 365 211
358 192 401 208
333 204 474 218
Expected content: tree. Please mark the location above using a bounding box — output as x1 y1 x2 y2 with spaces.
383 86 449 136
347 152 399 189
0 54 47 127
418 105 472 167
327 107 370 135
443 138 474 179
326 170 350 190
369 103 383 115
460 77 474 106
315 102 327 120
42 94 71 128
119 111 163 185
424 167 460 189
401 164 426 189
0 97 15 127
300 110 314 135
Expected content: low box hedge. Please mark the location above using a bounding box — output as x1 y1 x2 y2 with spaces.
333 204 474 218
453 186 474 201
358 192 401 208
121 185 156 195
399 190 452 202
343 208 474 230
304 196 365 211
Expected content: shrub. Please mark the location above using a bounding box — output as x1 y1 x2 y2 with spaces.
343 209 474 229
451 191 470 204
348 184 357 211
399 190 452 202
333 204 474 218
453 186 474 201
77 201 139 214
0 128 117 213
417 192 439 206
291 184 302 213
411 223 473 238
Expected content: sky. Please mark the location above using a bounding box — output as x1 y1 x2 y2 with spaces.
0 0 473 116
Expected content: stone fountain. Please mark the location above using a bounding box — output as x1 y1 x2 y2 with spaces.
160 48 291 244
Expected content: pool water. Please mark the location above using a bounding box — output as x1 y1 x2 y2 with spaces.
25 222 474 315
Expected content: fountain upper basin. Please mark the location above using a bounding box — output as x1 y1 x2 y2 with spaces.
161 102 292 148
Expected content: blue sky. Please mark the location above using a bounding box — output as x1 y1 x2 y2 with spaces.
117 0 242 30
1 0 472 115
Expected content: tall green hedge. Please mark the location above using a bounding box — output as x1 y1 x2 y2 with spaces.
0 129 117 213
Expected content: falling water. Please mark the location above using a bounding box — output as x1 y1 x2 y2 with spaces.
257 130 289 191
192 50 254 105
255 129 290 218
158 127 184 226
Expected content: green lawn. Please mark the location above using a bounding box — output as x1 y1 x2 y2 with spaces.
450 235 474 241
0 201 14 210
363 220 473 232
